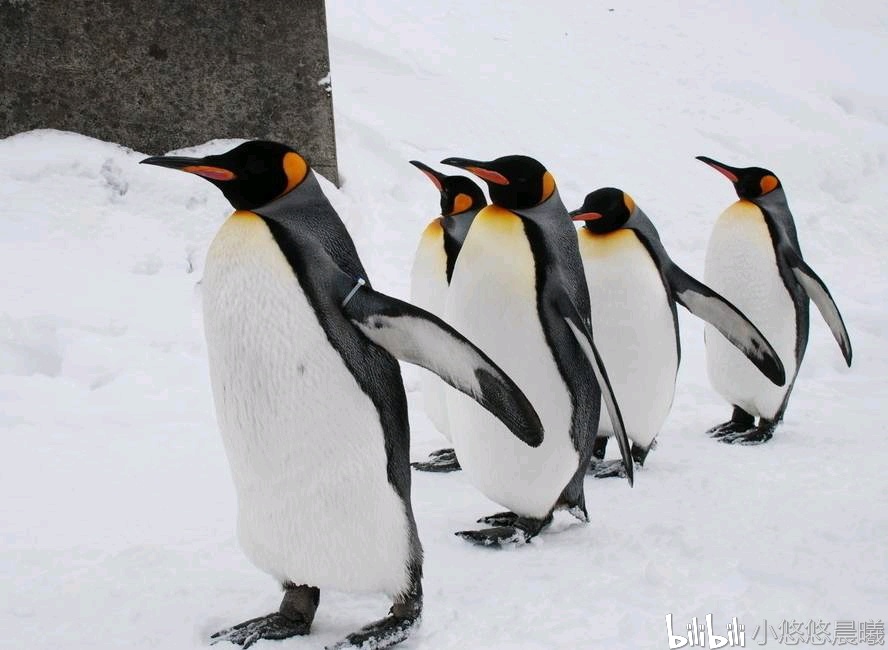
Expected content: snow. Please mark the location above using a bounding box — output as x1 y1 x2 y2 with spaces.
2 2 886 648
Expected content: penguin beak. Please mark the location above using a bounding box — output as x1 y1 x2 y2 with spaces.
696 156 739 183
569 209 603 222
409 160 447 191
440 158 509 185
141 156 237 181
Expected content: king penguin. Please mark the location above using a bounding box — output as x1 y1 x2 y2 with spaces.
697 156 852 444
141 141 543 649
570 187 785 475
439 154 634 547
407 161 487 473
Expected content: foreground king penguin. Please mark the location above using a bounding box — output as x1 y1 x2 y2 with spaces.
141 141 544 649
407 161 487 473
439 154 634 547
697 156 852 444
570 188 785 476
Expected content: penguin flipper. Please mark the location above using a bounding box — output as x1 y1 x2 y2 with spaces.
556 295 634 487
667 264 787 386
787 253 852 366
343 285 544 448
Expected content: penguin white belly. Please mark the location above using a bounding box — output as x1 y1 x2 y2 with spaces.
579 229 678 449
201 212 411 595
704 201 797 419
445 208 578 519
409 220 451 439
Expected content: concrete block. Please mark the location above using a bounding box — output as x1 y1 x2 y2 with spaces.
0 0 339 184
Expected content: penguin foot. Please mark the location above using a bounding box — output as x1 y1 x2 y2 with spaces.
326 589 421 650
587 458 629 479
455 526 532 548
708 406 756 438
476 511 519 526
708 422 753 439
211 583 319 648
457 513 552 548
565 504 590 523
411 448 461 472
325 614 419 650
719 420 777 446
210 613 310 648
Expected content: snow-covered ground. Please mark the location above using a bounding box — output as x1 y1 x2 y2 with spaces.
2 2 886 648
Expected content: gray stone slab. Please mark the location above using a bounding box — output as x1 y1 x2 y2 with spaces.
0 0 339 184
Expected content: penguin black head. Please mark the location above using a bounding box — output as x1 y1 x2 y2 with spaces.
439 155 556 210
140 140 309 210
409 161 487 216
569 187 636 234
696 156 782 201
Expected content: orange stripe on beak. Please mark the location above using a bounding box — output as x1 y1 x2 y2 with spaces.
467 166 509 185
571 212 604 222
707 163 738 183
183 165 237 181
420 170 443 191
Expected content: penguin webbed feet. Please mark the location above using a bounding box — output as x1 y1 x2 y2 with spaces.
209 613 311 648
707 406 755 438
210 583 318 648
476 510 520 526
326 587 422 650
587 458 630 479
411 447 461 472
587 442 650 478
456 513 553 548
718 419 778 446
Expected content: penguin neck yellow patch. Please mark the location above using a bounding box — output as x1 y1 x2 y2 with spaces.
476 205 523 233
231 210 262 221
452 193 474 214
722 200 769 231
279 152 309 196
479 205 516 219
421 218 444 240
733 199 760 212
579 226 635 250
541 171 555 202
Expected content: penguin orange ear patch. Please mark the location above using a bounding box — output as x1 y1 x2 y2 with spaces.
760 175 779 194
467 167 509 185
623 193 636 214
280 152 309 195
452 192 474 213
541 171 556 201
183 165 236 181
